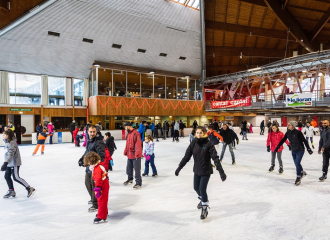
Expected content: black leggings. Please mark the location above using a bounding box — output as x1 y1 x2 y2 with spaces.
4 166 30 190
193 174 210 203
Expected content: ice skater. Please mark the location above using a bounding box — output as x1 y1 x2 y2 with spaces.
275 121 313 186
173 121 180 142
1 129 36 198
318 120 330 181
32 128 53 156
142 135 157 177
105 132 117 171
175 126 226 220
303 122 316 149
84 152 109 224
207 125 223 151
219 124 239 165
267 124 290 174
190 129 196 143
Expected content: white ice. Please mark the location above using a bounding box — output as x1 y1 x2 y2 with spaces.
0 133 329 240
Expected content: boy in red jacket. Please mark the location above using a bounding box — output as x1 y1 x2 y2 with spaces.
84 152 109 224
73 127 79 146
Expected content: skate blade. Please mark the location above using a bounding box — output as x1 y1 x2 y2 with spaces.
93 220 106 224
28 190 36 199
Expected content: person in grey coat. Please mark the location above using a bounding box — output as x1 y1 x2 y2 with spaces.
1 129 36 198
173 121 180 142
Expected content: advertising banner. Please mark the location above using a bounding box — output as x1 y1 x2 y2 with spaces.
286 93 312 107
212 96 252 109
229 81 240 99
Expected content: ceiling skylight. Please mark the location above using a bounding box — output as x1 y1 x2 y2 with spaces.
172 0 200 10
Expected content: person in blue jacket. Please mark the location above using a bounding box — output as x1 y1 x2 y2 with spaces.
150 123 155 137
138 121 147 152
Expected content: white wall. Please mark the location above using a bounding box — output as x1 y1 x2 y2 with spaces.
21 115 34 134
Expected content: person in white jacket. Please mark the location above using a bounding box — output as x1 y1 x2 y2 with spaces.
303 122 316 149
173 121 180 143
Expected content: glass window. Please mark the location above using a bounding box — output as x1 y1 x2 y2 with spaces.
177 78 187 100
74 117 87 129
188 79 196 100
127 72 141 97
196 80 203 100
166 77 177 99
154 75 165 99
89 71 93 96
98 68 112 96
113 71 126 97
93 69 97 96
141 74 153 98
52 117 73 130
74 79 84 106
48 76 65 106
9 73 41 104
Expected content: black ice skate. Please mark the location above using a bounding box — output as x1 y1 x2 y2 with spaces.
142 173 148 177
152 173 158 177
269 165 275 172
133 184 141 189
41 152 44 155
88 206 98 212
3 189 16 198
93 217 106 224
301 171 307 179
123 180 133 185
312 145 315 149
319 172 327 182
232 160 236 165
88 200 92 205
27 187 36 198
295 177 301 186
279 166 284 174
200 205 210 220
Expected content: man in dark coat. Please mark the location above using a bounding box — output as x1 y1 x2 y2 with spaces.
70 120 76 143
242 120 248 140
78 125 105 212
220 124 239 165
260 120 265 135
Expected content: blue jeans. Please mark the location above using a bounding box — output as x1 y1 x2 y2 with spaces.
220 143 235 161
306 137 313 144
49 135 53 144
292 150 304 177
242 131 247 140
144 154 157 174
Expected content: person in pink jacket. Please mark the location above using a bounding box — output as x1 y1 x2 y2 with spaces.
82 127 87 147
47 122 54 144
267 124 290 174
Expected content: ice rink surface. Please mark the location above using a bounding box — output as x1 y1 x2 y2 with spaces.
0 132 329 240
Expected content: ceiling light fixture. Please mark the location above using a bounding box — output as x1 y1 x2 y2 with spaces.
93 63 100 67
318 72 323 76
185 75 191 79
149 70 156 74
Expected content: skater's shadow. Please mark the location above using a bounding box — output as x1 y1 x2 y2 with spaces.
107 210 131 221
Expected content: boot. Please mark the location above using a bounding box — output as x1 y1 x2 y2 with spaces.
269 165 275 172
295 177 301 186
123 180 133 185
200 205 210 220
319 172 327 182
142 173 148 177
232 160 236 165
301 171 307 179
93 217 106 224
3 189 16 198
278 166 283 174
27 187 36 198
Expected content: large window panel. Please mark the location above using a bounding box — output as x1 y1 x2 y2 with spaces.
196 80 203 100
113 70 126 96
166 77 176 99
74 79 84 106
177 78 187 100
141 74 153 98
127 72 141 97
48 76 65 106
154 75 165 99
98 68 112 96
9 73 41 104
188 79 196 100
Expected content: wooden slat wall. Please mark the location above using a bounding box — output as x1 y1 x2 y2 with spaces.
0 107 87 117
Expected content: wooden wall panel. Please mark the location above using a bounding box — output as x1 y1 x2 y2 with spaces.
0 107 41 115
0 107 87 117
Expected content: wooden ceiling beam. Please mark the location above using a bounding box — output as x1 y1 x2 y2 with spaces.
205 21 295 41
310 7 330 42
263 0 319 52
206 46 285 58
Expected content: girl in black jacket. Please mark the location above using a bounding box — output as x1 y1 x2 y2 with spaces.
175 126 226 220
105 132 117 171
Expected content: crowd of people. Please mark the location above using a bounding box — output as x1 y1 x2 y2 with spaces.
1 116 330 223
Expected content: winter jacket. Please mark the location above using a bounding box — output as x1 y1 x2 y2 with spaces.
311 120 318 128
207 130 223 145
73 128 79 138
6 124 15 131
319 127 330 151
267 121 272 128
303 126 316 138
151 123 155 131
192 122 198 129
277 129 310 152
166 122 170 130
242 122 248 131
124 129 142 159
163 122 167 130
37 132 52 144
3 137 21 167
220 128 238 144
47 124 54 133
92 162 108 188
105 136 117 155
70 122 76 132
267 131 289 152
174 122 180 131
190 133 194 142
212 122 219 131
179 122 185 130
143 141 154 156
178 137 221 176
297 122 303 128
36 125 43 133
260 121 265 128
81 134 105 173
138 123 145 142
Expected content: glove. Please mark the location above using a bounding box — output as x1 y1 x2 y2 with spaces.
236 140 239 145
1 162 8 171
267 146 270 152
216 164 226 181
78 158 84 167
288 145 292 151
94 187 102 199
274 147 279 153
175 167 182 176
143 153 146 158
146 155 150 161
307 149 313 155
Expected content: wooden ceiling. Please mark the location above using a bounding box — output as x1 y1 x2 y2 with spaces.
205 0 330 77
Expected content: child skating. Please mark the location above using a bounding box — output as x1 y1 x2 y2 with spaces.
1 129 36 198
84 152 110 224
142 135 158 177
175 126 226 220
33 128 53 156
303 122 316 149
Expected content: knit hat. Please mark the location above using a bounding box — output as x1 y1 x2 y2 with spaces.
289 121 297 127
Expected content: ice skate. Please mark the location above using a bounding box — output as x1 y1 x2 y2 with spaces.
93 217 106 224
200 205 209 220
197 196 202 209
133 184 141 189
88 206 98 212
269 165 275 172
123 180 133 185
27 187 36 198
319 172 327 182
88 200 92 205
152 173 158 177
32 153 35 156
301 171 307 179
278 166 284 174
232 160 236 165
142 173 148 177
312 145 315 149
41 152 44 155
3 190 16 198
295 177 301 186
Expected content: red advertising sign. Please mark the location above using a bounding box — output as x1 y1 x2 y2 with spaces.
212 96 252 109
